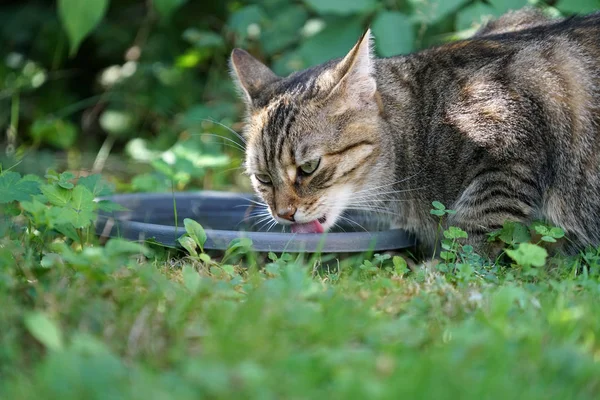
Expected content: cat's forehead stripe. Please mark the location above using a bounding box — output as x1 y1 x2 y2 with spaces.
267 101 291 164
256 99 297 173
276 107 297 166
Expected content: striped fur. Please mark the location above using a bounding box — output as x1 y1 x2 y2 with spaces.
231 8 600 256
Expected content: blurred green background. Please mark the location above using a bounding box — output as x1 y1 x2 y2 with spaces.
1 0 596 192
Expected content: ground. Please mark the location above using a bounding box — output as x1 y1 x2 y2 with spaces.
1 236 600 399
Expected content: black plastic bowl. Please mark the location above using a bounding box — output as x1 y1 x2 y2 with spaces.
95 191 415 253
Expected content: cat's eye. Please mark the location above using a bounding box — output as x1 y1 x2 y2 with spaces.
299 158 320 175
254 174 272 184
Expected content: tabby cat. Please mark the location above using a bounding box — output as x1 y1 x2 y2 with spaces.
230 8 600 256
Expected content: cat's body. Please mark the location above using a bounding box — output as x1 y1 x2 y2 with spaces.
231 9 600 256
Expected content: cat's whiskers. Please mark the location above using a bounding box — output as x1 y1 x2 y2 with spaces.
248 212 274 227
193 133 246 152
197 118 247 144
214 165 246 176
255 217 276 232
332 221 347 233
237 198 269 208
266 219 279 232
335 214 369 232
243 216 271 230
244 210 271 219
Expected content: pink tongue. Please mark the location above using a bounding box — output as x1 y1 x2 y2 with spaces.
291 220 324 234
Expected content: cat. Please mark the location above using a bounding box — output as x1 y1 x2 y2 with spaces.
230 8 600 256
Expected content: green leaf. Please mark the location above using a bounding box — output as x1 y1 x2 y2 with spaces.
77 174 113 197
105 238 152 258
392 255 409 275
557 0 600 14
487 0 529 15
541 235 556 243
58 180 74 189
498 221 531 245
456 2 496 31
29 119 78 149
54 223 80 242
178 235 198 257
298 16 364 66
411 0 468 24
260 5 309 55
443 226 468 239
228 5 265 40
221 264 236 277
430 209 445 216
265 263 281 276
184 218 207 251
66 185 96 229
153 0 188 20
24 312 64 351
550 227 565 239
222 237 253 263
372 11 414 57
20 198 48 224
533 223 549 236
506 243 548 268
58 0 110 56
182 265 201 293
41 184 72 207
432 201 445 210
60 171 75 183
0 171 40 203
303 0 376 15
199 253 212 263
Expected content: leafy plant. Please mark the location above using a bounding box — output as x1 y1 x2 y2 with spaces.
178 218 210 260
0 168 120 248
4 0 593 190
430 200 457 256
505 242 548 271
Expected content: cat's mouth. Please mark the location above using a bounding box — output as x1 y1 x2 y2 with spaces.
290 216 327 234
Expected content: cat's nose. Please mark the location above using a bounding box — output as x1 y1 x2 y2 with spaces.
276 206 296 222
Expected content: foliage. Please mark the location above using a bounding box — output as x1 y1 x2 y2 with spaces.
2 0 597 190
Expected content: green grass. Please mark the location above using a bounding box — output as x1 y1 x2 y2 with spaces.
1 238 600 399
1 171 600 398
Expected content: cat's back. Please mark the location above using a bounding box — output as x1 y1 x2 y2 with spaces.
376 11 600 150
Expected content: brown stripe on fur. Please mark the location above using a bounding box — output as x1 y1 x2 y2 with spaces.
325 140 374 157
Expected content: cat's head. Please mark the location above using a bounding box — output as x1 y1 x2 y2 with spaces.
230 30 388 233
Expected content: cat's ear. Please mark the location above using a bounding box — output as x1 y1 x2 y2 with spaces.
325 28 377 105
230 49 279 106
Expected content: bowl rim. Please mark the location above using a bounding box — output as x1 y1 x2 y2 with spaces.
96 191 416 253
